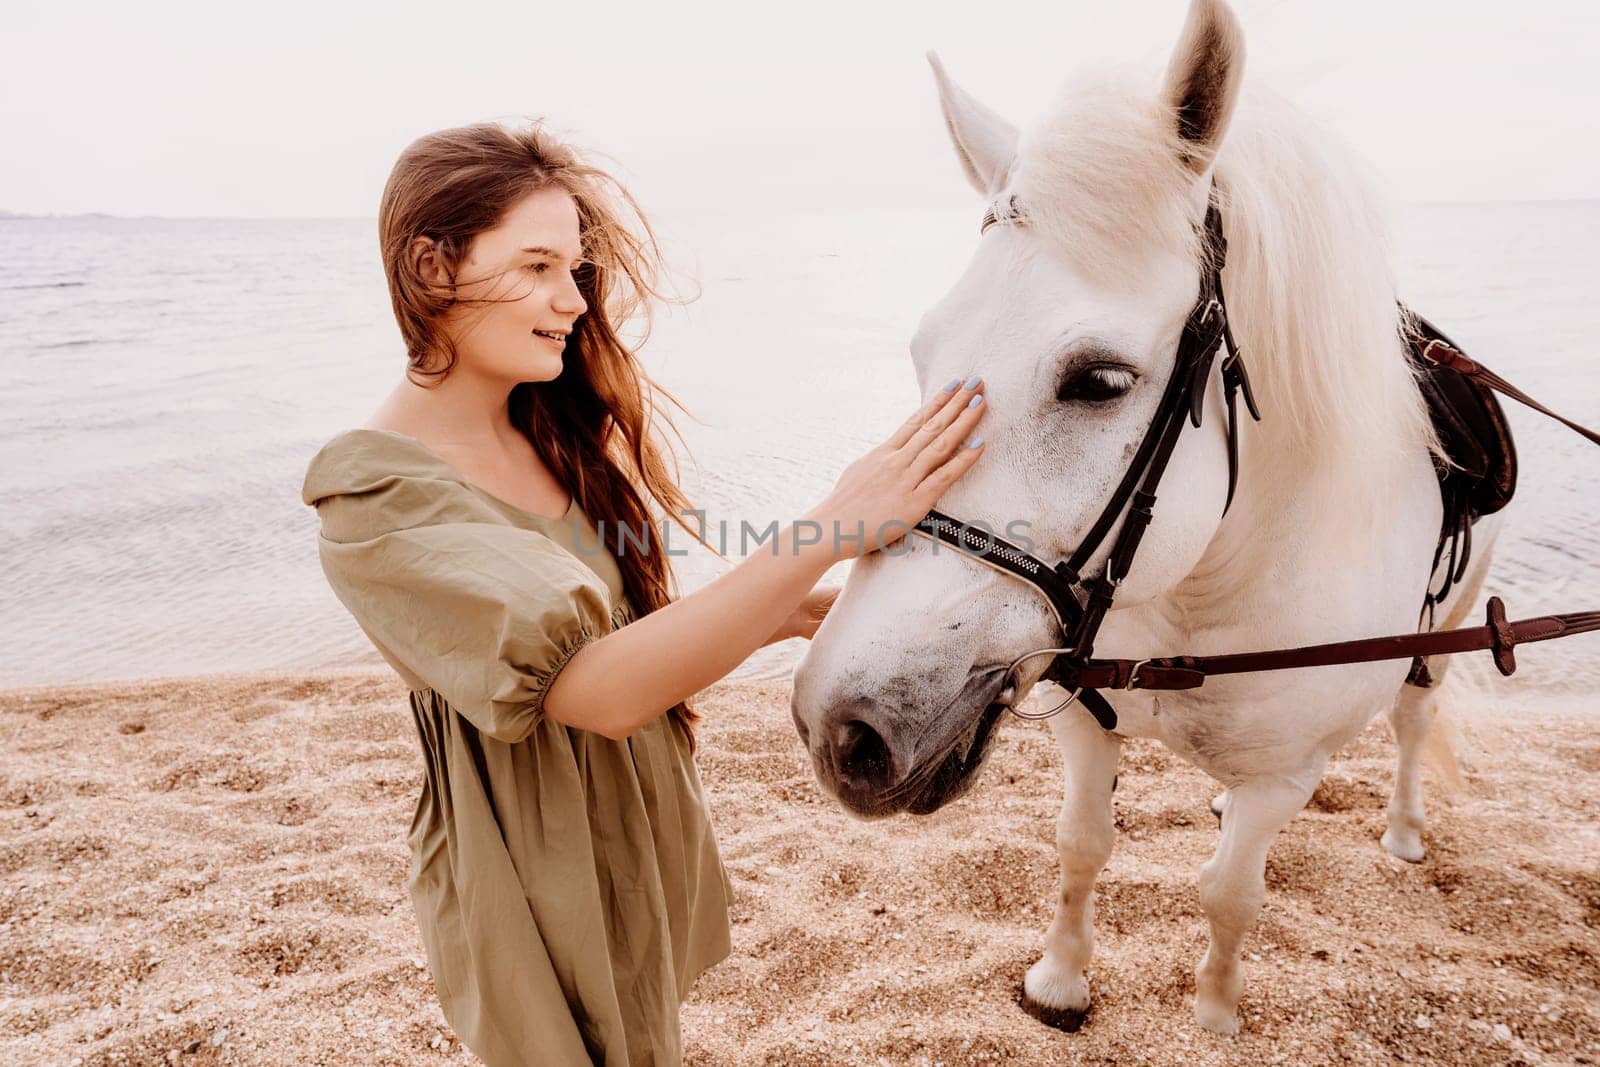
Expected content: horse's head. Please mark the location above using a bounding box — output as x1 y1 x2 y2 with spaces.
793 0 1248 817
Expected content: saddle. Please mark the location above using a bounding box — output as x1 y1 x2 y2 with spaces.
1408 313 1518 527
1403 312 1519 684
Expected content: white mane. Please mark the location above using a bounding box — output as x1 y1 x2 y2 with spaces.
1011 68 1440 540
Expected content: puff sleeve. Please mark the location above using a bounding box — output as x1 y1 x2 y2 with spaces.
304 449 628 744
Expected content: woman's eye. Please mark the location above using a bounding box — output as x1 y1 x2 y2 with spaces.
1059 365 1138 405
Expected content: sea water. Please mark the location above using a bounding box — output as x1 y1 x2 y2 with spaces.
3 201 1597 702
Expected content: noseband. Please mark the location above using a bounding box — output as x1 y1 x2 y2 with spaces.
911 188 1260 730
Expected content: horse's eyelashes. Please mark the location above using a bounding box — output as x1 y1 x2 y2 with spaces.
1059 365 1138 405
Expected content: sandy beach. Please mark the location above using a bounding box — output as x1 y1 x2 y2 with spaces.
1 669 1596 1066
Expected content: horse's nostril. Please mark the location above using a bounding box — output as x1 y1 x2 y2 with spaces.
832 719 894 792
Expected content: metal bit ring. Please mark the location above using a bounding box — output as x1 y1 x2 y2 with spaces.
1000 646 1082 721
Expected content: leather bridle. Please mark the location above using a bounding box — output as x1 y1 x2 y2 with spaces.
910 188 1600 732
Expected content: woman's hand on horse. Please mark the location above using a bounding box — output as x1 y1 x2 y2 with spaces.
808 378 987 559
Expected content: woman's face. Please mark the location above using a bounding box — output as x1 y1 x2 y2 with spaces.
439 185 589 385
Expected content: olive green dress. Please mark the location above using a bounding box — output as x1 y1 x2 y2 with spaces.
301 428 732 1067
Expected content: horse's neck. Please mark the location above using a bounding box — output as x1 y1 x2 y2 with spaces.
1171 406 1439 645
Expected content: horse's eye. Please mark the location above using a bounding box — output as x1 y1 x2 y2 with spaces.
1059 365 1138 405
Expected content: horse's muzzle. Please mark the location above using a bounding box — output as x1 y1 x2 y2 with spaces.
795 666 1011 818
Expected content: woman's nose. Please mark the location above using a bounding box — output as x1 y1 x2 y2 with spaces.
553 275 587 317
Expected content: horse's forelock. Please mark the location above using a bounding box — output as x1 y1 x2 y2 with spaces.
1013 70 1205 287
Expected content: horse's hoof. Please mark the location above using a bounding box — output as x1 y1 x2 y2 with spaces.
1020 990 1089 1032
1194 999 1240 1035
1381 827 1426 863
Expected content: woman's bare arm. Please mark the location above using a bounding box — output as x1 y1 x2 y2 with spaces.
544 379 987 739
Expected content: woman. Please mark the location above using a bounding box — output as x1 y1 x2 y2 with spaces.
300 121 987 1066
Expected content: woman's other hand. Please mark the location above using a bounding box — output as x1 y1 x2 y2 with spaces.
806 376 987 559
767 583 840 644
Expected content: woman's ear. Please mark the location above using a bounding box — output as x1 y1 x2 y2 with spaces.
409 236 455 303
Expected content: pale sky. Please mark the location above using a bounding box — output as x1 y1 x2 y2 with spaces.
2 0 1596 218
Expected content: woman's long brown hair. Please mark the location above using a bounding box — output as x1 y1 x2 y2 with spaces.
378 121 703 742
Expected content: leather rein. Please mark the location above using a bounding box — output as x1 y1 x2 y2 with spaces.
909 190 1600 732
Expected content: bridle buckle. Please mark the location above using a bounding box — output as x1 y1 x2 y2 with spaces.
1124 659 1153 691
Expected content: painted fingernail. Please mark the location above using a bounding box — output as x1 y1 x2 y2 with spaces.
967 394 983 409
964 374 982 390
968 436 985 449
942 377 961 392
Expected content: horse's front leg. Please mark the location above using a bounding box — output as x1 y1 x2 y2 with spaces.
1194 768 1320 1034
1021 706 1121 1031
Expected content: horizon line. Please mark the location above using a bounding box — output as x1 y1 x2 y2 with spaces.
5 196 1599 222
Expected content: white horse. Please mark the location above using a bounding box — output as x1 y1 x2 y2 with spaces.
790 0 1501 1035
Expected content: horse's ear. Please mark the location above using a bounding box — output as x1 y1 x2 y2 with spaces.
1159 0 1246 174
927 52 1019 195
